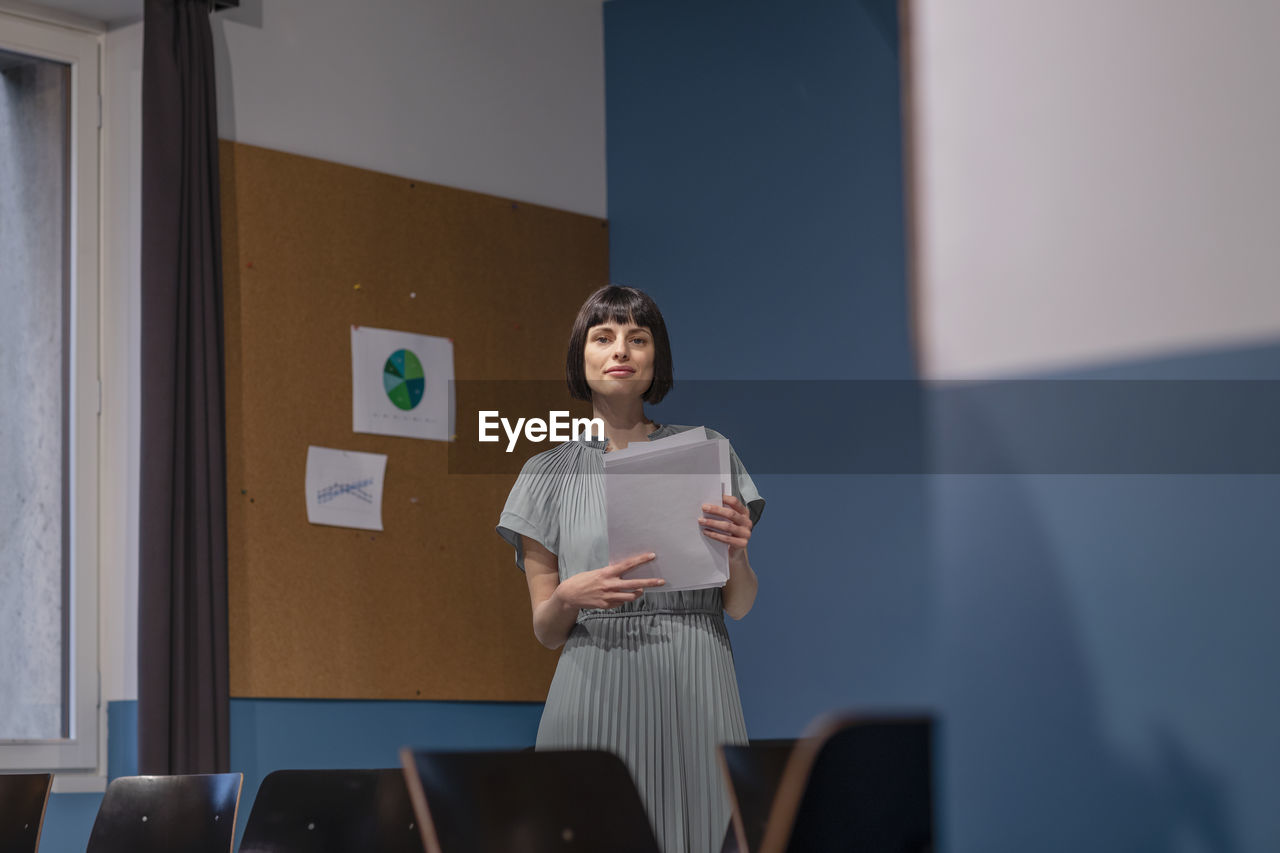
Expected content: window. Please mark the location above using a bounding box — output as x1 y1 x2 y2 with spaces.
0 11 100 773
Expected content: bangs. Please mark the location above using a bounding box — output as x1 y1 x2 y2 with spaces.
582 287 661 332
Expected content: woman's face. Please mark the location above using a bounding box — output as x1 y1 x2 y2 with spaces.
583 318 656 400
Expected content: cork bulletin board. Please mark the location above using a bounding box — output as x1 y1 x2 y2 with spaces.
220 141 607 700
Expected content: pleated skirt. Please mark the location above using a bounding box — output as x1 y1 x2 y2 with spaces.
535 593 748 853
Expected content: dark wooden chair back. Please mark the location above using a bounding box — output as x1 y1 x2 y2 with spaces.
0 773 53 853
759 715 934 853
400 748 660 853
85 773 242 853
239 768 422 853
718 740 797 853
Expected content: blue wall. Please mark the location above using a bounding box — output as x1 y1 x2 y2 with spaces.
605 0 932 732
605 0 913 383
39 794 101 853
931 345 1280 852
605 0 1280 851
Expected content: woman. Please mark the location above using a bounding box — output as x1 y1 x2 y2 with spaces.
497 285 765 853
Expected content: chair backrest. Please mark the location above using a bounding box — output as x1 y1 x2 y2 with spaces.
85 773 243 853
239 768 422 853
758 715 934 853
400 748 660 853
718 740 797 853
0 773 53 853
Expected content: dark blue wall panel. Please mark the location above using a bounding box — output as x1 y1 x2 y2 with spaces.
605 0 915 381
604 0 933 733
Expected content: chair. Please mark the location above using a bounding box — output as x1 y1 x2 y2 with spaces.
758 715 934 853
718 740 797 853
239 769 422 853
400 747 660 853
85 773 242 853
0 773 53 853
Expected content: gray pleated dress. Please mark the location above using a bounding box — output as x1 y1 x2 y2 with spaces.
497 424 765 853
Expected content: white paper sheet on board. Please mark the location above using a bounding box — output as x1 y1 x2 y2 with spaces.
305 446 388 531
352 325 454 441
603 437 731 591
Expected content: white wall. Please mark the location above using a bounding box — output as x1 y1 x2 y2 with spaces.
910 0 1280 379
213 0 606 217
98 0 607 705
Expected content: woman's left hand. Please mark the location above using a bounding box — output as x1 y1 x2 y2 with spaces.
700 494 753 560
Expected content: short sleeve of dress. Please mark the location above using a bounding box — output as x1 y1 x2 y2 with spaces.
707 428 766 528
496 448 566 573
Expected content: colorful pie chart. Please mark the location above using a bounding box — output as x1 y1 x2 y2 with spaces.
383 349 425 410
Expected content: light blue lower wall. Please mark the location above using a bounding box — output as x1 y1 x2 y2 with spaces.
39 794 102 853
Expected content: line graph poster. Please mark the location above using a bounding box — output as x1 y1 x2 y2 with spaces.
305 445 388 531
351 325 454 441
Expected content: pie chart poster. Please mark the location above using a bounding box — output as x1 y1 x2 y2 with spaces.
351 325 454 441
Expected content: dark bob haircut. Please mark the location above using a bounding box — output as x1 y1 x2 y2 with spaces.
566 285 674 404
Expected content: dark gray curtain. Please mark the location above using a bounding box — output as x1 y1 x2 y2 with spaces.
138 0 230 775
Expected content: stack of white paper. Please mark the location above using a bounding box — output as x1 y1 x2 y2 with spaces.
603 428 732 591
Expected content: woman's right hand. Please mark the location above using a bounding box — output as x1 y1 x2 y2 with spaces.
552 552 664 610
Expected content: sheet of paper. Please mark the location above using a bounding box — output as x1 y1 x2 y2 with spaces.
603 426 708 461
351 325 454 441
305 445 388 531
605 438 731 591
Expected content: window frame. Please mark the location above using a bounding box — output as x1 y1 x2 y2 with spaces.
0 11 101 774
